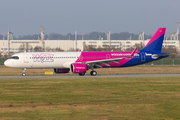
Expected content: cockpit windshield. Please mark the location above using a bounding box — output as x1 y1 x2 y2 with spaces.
10 56 19 60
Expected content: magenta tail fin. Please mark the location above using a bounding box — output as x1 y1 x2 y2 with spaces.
141 28 166 53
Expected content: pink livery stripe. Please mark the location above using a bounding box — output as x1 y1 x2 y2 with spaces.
75 51 139 67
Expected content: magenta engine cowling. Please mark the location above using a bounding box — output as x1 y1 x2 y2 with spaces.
70 63 87 73
54 68 70 73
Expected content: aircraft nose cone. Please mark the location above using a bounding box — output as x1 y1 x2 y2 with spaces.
4 60 11 67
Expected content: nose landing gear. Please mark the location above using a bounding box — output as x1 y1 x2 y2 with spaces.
22 68 26 76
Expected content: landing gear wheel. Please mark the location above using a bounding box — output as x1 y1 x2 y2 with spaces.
79 73 85 76
90 71 97 76
22 68 26 76
22 73 26 76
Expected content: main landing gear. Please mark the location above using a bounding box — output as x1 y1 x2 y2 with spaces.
90 71 97 76
78 71 97 76
79 73 85 76
22 68 26 76
78 66 97 76
90 66 97 76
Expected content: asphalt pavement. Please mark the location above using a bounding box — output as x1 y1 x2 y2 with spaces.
0 74 180 79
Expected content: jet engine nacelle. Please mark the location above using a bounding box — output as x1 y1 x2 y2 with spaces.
53 68 70 73
70 63 87 73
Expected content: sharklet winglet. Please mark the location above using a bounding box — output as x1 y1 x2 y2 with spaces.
130 47 137 56
127 47 137 58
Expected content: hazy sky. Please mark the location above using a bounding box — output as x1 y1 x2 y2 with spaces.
0 0 179 36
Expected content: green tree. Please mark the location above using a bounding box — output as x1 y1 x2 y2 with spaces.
34 46 42 52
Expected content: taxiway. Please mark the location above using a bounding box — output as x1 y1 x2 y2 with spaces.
0 74 180 79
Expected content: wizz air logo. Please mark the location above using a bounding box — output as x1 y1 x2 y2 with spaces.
32 53 54 63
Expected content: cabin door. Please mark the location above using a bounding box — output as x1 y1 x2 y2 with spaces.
24 54 29 63
106 54 111 59
141 52 146 62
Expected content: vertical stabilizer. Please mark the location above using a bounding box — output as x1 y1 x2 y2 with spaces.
141 28 166 53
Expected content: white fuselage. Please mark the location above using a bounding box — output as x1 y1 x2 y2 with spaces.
4 52 81 69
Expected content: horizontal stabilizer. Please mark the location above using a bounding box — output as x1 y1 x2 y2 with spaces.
152 53 168 57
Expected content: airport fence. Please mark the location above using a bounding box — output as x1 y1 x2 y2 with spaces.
0 58 180 66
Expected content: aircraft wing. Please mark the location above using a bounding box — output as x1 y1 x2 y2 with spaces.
83 47 137 67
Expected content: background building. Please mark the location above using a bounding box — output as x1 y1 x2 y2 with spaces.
0 39 179 54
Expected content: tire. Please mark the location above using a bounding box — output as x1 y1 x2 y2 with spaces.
22 73 26 76
90 71 97 76
79 73 85 76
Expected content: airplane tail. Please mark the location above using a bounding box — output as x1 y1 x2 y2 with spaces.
140 28 166 53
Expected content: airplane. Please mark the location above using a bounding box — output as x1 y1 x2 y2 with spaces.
4 28 168 76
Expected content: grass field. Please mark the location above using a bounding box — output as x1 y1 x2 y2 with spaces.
1 65 180 76
0 77 180 119
0 58 7 65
